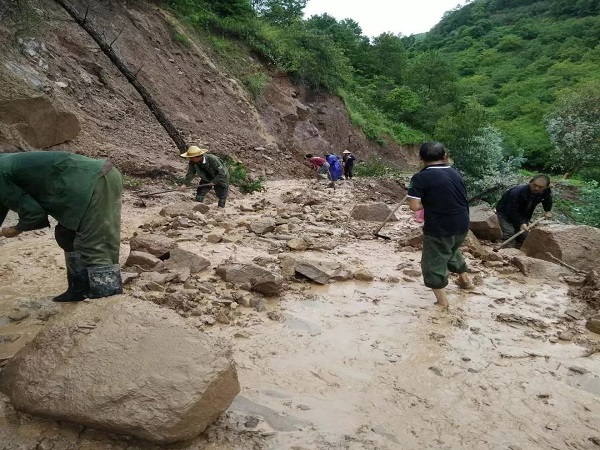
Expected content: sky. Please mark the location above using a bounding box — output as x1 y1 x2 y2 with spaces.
303 0 467 38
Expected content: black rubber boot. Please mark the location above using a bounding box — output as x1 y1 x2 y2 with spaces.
53 252 89 302
87 265 123 299
217 198 226 208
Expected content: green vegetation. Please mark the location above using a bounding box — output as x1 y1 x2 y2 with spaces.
222 156 266 194
353 158 407 178
243 71 269 101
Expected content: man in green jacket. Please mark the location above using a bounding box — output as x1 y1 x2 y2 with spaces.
179 146 229 207
0 151 123 302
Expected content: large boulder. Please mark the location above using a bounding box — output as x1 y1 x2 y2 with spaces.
215 262 285 295
295 258 342 284
510 254 571 280
162 247 210 273
521 225 600 272
469 205 501 240
0 97 80 148
0 296 240 444
350 203 399 222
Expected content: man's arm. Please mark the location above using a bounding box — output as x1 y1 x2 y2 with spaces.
179 162 196 190
0 181 49 233
408 198 423 211
407 174 424 211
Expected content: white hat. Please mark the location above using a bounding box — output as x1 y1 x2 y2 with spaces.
342 150 351 154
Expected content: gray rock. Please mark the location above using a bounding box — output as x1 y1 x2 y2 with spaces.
0 296 240 444
586 315 600 335
295 259 341 284
160 202 196 218
248 218 277 235
215 263 285 295
350 203 399 222
129 234 176 258
469 205 501 240
162 248 210 273
125 251 161 270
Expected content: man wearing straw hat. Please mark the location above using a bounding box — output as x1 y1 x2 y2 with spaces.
342 150 355 180
179 146 229 208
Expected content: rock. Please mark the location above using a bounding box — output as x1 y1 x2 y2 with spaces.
215 263 285 295
207 232 223 243
469 205 502 240
279 254 297 279
8 310 30 322
564 309 584 320
193 203 210 214
353 267 374 281
129 234 176 258
295 259 342 284
125 251 162 270
350 203 399 222
396 228 423 248
0 296 240 444
510 255 570 280
586 315 600 334
403 268 421 277
0 97 80 148
558 330 574 341
521 225 600 272
287 237 309 251
248 217 277 235
121 272 139 284
162 248 210 273
160 202 196 218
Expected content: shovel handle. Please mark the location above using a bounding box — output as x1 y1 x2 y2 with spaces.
494 216 545 251
373 195 408 235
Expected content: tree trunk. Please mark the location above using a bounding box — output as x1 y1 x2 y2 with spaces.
52 0 188 153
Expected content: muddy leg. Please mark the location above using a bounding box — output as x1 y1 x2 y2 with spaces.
432 288 449 309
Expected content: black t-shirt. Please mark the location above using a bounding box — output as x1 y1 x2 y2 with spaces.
407 164 469 237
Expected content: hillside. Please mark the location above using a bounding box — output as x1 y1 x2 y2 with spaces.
0 0 419 179
409 0 600 167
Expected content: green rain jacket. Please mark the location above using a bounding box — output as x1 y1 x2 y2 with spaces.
0 152 106 232
184 154 229 186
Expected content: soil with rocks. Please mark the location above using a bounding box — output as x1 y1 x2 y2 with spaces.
1 177 599 450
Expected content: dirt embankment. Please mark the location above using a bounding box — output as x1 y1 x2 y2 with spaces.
0 0 419 180
0 177 599 449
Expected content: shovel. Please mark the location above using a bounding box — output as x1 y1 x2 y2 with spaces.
138 183 214 198
373 195 408 240
493 216 545 252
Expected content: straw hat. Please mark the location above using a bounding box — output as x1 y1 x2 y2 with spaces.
342 150 351 154
180 146 208 158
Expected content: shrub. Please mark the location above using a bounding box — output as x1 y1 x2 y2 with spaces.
353 158 404 178
223 157 266 194
243 72 269 100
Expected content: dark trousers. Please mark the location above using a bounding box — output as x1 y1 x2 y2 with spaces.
196 180 228 201
421 233 469 289
344 165 353 179
496 213 527 248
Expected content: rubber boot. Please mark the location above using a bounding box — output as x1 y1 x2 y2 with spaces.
87 265 123 299
53 252 89 302
217 198 226 208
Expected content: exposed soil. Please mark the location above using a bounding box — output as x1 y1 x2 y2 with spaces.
1 178 599 450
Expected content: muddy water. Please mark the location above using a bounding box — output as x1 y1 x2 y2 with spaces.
0 181 599 449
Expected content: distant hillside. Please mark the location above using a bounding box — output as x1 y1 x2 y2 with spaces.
408 0 600 166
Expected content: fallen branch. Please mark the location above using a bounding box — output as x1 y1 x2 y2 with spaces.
52 0 188 153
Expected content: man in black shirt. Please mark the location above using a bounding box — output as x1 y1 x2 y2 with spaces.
408 142 473 309
496 175 552 248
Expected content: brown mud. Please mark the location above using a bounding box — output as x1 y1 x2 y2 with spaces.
0 179 599 450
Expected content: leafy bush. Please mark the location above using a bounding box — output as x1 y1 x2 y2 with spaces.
554 181 600 227
223 157 266 194
546 83 600 175
243 72 269 100
353 158 405 178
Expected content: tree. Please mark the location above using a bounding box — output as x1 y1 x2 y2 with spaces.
255 0 306 26
546 83 600 176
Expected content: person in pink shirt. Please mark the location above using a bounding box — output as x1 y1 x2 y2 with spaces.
305 154 331 180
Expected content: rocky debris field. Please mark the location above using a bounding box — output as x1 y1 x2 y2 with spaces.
0 177 599 450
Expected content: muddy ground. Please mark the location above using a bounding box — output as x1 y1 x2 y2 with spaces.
1 178 599 450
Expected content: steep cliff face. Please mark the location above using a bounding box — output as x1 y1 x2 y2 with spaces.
0 0 418 178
